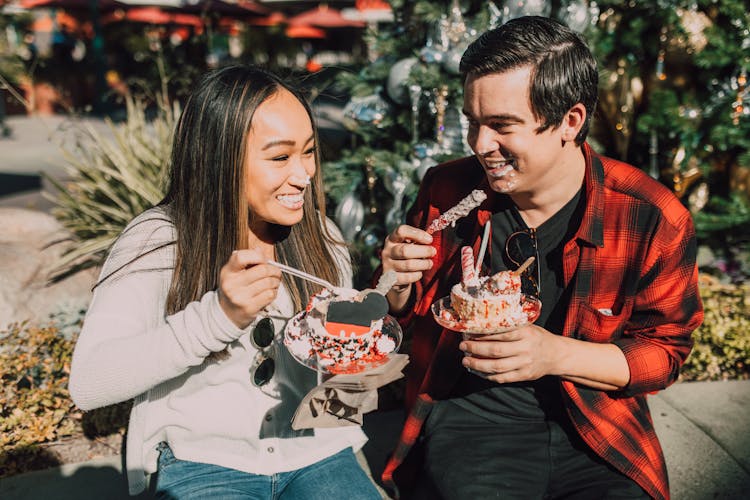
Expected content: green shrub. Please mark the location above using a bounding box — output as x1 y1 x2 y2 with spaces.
680 279 750 381
46 93 176 280
0 321 130 478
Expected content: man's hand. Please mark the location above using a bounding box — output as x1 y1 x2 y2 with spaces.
381 224 436 313
459 325 630 390
218 249 282 329
459 324 559 383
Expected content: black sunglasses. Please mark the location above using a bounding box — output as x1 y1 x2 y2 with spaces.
505 228 541 297
250 317 275 387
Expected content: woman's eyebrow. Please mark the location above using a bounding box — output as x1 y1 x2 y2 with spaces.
262 139 295 151
262 135 315 151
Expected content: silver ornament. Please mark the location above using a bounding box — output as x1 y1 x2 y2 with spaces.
504 0 551 21
440 105 469 156
386 57 418 105
342 93 392 131
562 0 592 32
385 169 411 224
361 229 381 248
419 45 446 65
385 170 409 232
443 48 463 75
412 141 440 180
488 2 503 29
420 18 449 65
334 190 365 242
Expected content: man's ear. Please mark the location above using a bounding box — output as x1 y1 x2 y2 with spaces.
560 103 586 142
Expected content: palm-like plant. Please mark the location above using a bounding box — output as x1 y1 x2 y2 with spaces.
46 93 178 280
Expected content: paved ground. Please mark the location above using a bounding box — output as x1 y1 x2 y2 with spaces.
1 381 748 499
0 114 115 212
1 115 749 499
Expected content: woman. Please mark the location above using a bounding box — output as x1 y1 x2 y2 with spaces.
69 65 381 499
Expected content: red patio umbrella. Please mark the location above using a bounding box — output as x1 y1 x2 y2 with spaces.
20 0 126 10
287 4 365 29
30 9 84 33
170 0 268 18
285 24 326 39
343 0 393 23
102 6 203 28
248 10 286 27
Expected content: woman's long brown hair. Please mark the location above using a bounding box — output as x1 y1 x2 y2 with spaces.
160 65 344 322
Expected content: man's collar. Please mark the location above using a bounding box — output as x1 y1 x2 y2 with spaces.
576 142 605 247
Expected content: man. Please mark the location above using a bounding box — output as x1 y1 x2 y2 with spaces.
378 16 702 500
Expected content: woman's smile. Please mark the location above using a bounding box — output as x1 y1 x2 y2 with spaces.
276 191 305 210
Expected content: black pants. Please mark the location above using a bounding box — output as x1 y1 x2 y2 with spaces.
414 400 650 500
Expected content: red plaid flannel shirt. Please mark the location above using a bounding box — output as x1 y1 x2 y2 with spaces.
381 144 703 500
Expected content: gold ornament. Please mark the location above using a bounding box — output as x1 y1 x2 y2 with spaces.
435 85 449 145
729 162 750 200
364 156 378 214
731 69 747 126
675 7 711 53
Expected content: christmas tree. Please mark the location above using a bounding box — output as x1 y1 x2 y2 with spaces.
323 0 750 286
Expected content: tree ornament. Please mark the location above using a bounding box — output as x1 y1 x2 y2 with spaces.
503 0 551 22
670 146 708 213
409 84 423 144
435 85 449 145
364 156 378 214
676 7 711 53
419 43 446 65
342 93 392 131
656 27 668 81
731 69 748 126
359 227 382 249
334 189 365 242
419 18 449 65
562 0 597 33
384 169 410 232
706 73 750 121
386 57 418 105
444 47 464 75
440 105 469 156
648 130 659 179
729 162 750 200
412 141 441 180
445 0 467 46
488 1 503 30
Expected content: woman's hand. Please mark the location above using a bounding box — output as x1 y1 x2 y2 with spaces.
218 249 282 329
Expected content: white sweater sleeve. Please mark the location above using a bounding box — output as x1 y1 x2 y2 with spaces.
68 210 246 411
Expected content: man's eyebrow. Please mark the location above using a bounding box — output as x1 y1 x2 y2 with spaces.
261 134 315 151
461 110 525 124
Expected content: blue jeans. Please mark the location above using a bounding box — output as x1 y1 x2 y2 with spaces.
154 443 382 499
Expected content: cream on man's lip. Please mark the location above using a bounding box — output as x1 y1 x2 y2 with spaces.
485 162 515 178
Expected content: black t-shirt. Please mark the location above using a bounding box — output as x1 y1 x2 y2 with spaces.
448 188 584 423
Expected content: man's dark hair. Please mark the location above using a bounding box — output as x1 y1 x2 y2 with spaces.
460 16 598 145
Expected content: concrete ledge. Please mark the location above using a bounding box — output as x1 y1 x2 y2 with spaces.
2 382 748 499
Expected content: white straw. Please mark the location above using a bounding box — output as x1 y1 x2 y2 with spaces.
267 260 337 290
475 222 491 275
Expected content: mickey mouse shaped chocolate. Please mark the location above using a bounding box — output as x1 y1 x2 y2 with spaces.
284 271 399 374
325 292 389 338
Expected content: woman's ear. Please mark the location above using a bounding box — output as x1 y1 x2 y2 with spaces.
560 103 586 142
